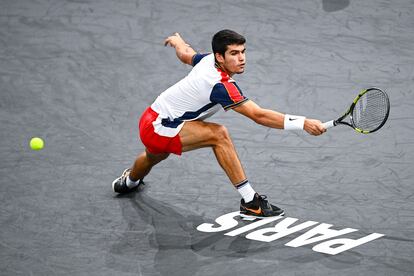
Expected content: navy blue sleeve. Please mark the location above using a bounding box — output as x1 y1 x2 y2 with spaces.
191 53 210 66
210 82 248 110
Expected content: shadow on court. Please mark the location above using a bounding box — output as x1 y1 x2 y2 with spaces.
107 184 380 275
110 185 263 275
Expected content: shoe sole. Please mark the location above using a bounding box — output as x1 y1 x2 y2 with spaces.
239 210 285 220
112 178 120 193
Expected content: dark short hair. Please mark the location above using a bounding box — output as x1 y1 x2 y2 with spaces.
212 29 246 57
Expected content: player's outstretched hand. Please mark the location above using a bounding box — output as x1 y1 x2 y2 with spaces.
304 119 326 136
164 32 189 48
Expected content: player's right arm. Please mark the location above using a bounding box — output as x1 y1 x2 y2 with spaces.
164 33 197 65
233 100 325 136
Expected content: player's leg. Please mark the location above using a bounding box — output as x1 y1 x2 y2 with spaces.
129 149 169 181
113 106 177 194
179 120 284 217
179 120 246 185
112 150 169 194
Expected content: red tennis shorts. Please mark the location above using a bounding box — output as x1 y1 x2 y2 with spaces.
139 107 182 155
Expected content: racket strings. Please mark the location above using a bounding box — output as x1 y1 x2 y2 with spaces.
352 89 389 131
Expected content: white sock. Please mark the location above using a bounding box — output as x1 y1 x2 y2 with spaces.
126 176 140 188
236 180 256 203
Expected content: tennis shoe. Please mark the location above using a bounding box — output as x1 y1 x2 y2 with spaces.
240 193 284 218
112 168 143 194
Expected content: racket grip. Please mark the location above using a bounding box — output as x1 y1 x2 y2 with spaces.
322 120 335 129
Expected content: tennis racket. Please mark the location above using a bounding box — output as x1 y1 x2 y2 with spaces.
323 88 390 134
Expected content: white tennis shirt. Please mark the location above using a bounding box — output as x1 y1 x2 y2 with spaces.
150 53 248 137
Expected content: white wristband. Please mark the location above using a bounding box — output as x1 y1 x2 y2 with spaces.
284 114 306 130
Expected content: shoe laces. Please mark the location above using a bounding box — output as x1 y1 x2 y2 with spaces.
121 168 131 181
257 194 271 208
258 194 268 201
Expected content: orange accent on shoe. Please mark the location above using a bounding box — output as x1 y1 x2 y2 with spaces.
243 206 262 215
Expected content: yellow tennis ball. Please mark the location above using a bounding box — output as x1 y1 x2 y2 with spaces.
30 137 44 150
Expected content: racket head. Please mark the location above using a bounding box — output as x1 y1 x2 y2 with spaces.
349 88 390 134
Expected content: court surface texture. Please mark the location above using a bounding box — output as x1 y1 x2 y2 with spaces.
1 0 413 275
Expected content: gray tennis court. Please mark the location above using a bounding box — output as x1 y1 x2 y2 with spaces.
1 0 413 275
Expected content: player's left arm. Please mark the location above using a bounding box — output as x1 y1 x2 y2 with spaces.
233 100 325 135
164 32 197 65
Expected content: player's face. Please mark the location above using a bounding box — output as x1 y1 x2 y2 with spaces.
217 44 246 75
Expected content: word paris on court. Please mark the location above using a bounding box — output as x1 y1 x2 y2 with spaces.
197 212 384 255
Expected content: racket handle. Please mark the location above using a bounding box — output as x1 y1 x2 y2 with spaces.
323 120 335 129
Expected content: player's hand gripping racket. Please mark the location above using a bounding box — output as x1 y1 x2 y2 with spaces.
323 88 390 134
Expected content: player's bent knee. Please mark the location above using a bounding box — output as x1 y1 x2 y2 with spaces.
212 125 232 145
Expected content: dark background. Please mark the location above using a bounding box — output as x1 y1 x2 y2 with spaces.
1 0 413 275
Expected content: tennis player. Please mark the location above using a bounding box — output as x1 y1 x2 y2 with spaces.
112 30 326 217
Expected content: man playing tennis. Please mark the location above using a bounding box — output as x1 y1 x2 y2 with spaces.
112 30 326 217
